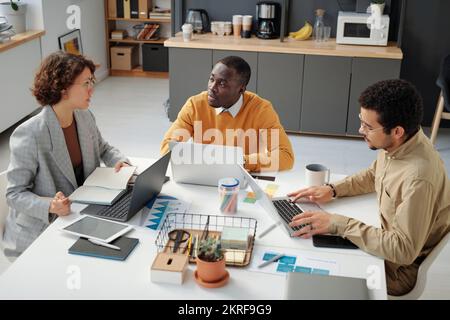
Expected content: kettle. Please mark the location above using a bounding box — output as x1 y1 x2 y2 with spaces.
185 9 210 33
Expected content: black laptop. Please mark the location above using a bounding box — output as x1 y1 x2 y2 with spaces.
81 152 171 222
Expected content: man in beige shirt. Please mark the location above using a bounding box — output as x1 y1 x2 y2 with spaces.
288 79 450 296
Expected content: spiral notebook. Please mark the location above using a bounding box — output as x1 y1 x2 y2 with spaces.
68 236 139 261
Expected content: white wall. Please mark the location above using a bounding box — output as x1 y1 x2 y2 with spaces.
39 0 108 80
22 0 44 30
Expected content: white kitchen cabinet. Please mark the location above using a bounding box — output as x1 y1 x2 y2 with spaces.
0 35 42 133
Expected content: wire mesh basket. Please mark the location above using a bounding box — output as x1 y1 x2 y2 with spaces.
155 213 257 267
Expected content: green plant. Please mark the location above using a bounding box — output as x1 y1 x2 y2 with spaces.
10 0 20 11
197 237 224 262
371 0 385 4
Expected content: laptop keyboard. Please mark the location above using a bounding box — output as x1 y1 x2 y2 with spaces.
272 199 305 231
93 190 133 220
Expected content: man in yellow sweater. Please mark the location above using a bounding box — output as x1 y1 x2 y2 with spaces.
160 56 294 172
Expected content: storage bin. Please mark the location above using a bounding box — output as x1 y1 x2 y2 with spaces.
142 43 168 72
110 45 139 70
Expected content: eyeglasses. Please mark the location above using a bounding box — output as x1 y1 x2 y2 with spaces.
358 113 384 134
74 77 96 89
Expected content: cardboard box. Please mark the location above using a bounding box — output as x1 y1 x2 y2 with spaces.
111 29 127 40
110 45 139 70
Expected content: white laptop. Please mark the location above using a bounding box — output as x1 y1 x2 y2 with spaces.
284 272 370 300
169 141 246 187
240 165 322 237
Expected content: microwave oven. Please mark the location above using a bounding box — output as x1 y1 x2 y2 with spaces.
336 11 389 46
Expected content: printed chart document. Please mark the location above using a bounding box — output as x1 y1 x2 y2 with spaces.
69 166 136 205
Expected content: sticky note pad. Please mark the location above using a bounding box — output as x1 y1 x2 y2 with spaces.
225 249 246 264
266 184 279 192
244 197 257 204
295 266 312 274
263 253 277 261
279 256 296 265
221 227 249 250
312 268 330 275
277 263 295 273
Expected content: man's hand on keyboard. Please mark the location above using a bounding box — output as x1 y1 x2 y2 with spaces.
288 186 334 204
289 211 332 238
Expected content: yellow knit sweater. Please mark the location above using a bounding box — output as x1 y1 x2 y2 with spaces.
161 91 294 171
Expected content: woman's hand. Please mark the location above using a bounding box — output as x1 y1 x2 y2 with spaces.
49 191 71 216
287 185 334 204
289 211 332 238
114 161 130 172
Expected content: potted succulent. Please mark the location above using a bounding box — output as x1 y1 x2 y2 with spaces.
0 0 27 33
195 237 229 287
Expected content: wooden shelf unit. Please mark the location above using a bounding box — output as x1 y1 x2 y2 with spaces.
104 0 171 78
108 37 167 44
108 17 171 23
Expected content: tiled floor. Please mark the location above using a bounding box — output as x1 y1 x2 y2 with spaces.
1 76 449 299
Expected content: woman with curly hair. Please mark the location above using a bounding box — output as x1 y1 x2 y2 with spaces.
3 51 129 257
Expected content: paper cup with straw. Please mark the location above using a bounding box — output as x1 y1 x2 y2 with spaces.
218 177 240 214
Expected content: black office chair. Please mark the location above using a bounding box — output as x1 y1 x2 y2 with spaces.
430 54 450 145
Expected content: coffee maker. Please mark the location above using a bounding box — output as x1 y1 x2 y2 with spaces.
256 1 281 39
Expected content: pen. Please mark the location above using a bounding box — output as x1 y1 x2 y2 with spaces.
87 238 121 251
258 221 281 239
183 234 192 255
194 234 199 258
189 235 196 257
251 174 276 182
257 253 285 268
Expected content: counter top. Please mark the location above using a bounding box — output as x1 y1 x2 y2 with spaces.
0 30 45 53
165 32 403 60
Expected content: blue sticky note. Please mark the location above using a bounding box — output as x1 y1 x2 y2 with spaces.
279 256 296 265
263 253 277 261
295 266 312 273
312 268 330 275
277 264 294 273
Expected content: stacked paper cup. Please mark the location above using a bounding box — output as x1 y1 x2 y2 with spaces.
232 15 242 37
182 23 193 42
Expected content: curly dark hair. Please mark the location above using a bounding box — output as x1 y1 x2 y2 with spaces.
32 51 96 106
359 79 423 138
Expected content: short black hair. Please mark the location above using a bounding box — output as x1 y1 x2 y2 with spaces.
217 56 251 86
359 79 423 137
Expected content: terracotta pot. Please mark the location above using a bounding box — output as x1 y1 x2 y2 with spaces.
196 257 227 283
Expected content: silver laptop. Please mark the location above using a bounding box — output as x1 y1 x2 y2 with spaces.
240 165 322 237
284 272 370 300
169 141 246 187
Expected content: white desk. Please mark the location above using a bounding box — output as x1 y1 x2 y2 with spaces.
0 158 386 299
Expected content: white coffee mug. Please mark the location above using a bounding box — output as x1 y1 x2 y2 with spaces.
305 164 330 187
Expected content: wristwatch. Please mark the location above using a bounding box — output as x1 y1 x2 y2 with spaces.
325 183 337 198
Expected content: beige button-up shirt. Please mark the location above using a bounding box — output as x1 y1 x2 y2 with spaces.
330 129 450 295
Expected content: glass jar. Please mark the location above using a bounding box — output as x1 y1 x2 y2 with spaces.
218 178 240 214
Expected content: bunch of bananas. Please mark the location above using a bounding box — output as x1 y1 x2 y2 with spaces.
289 22 313 41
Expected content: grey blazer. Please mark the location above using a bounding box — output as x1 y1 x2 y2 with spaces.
3 106 128 256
